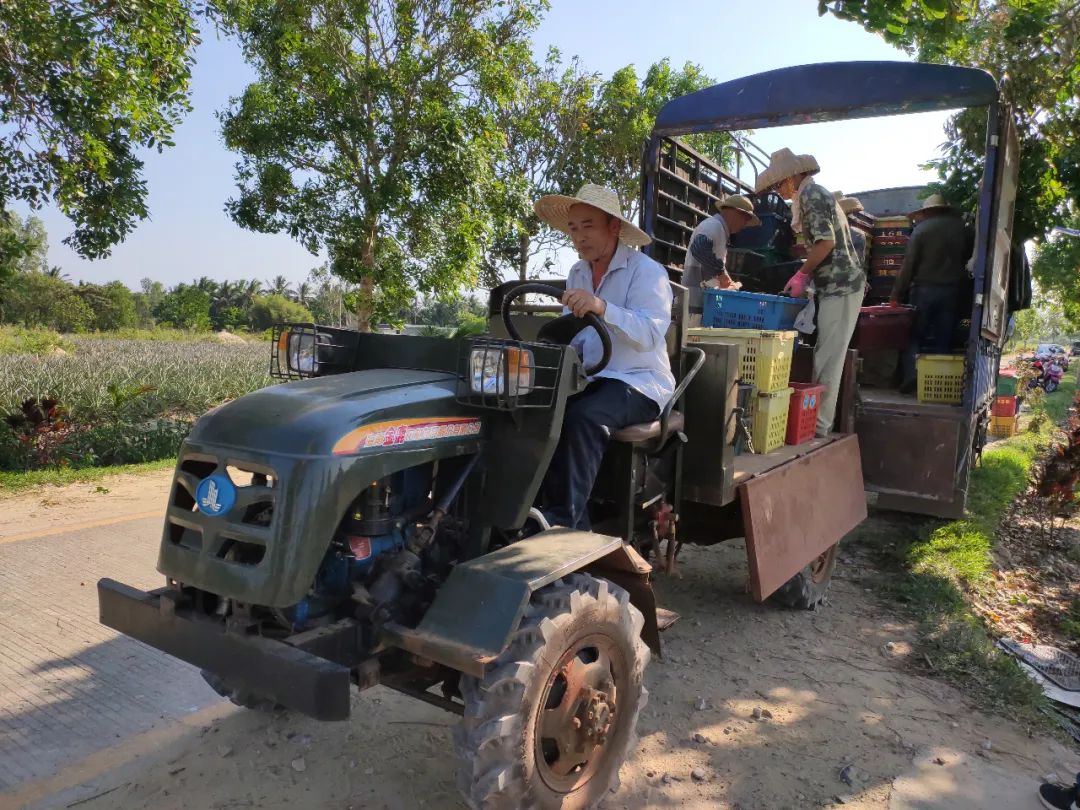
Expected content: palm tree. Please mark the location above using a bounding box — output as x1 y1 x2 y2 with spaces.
295 282 312 306
194 276 219 298
241 279 263 306
268 275 293 299
45 265 70 281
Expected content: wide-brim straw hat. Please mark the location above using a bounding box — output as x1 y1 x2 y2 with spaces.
534 183 651 247
908 193 953 218
716 194 762 227
833 190 864 215
755 148 820 194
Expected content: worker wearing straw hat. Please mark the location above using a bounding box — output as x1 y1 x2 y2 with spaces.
681 194 761 327
531 183 675 530
756 148 864 437
891 193 974 394
834 191 869 272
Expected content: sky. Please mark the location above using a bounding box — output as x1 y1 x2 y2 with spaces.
15 0 956 290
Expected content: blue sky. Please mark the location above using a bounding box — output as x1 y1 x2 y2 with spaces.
18 0 954 289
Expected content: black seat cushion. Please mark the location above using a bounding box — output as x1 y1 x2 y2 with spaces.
611 411 684 444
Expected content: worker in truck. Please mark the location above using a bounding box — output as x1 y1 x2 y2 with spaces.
757 148 864 438
531 183 675 530
682 194 761 326
889 193 975 395
834 192 870 273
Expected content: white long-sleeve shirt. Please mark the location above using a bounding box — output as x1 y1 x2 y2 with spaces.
564 243 676 409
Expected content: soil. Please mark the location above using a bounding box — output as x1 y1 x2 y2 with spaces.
6 471 1079 810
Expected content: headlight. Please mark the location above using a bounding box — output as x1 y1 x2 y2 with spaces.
282 329 317 374
469 346 534 397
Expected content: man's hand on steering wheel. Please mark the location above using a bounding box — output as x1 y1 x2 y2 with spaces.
562 289 606 319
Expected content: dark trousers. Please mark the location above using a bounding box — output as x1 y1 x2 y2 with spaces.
540 378 659 530
901 283 961 387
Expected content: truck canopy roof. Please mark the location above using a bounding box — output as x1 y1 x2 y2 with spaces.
652 61 998 136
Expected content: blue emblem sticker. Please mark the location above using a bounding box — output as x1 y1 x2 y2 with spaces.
195 474 237 517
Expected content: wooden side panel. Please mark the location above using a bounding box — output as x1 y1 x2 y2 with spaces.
739 434 867 601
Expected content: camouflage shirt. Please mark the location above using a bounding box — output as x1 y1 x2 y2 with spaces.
797 179 865 298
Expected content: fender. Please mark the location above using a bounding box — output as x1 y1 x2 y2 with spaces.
383 529 659 678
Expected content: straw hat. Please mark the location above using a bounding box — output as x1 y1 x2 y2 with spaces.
908 193 952 218
716 194 762 227
832 190 864 215
754 148 820 193
534 183 651 247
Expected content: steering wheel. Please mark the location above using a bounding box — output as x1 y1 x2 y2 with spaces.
500 283 613 376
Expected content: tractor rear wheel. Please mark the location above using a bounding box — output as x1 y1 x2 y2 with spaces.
200 670 285 713
454 573 649 810
769 543 839 610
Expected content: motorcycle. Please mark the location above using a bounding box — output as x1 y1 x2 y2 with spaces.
1043 362 1065 393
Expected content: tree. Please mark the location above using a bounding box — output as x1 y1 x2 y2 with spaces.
76 281 138 331
0 273 93 331
0 0 203 258
217 0 543 328
135 278 167 328
593 60 735 220
154 285 212 330
482 49 602 284
267 275 293 299
1032 223 1080 323
248 294 313 330
818 0 1079 242
0 211 47 279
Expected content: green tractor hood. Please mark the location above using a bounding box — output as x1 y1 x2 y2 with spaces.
158 367 486 606
190 368 463 458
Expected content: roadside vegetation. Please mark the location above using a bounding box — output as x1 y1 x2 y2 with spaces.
0 332 272 476
855 378 1077 723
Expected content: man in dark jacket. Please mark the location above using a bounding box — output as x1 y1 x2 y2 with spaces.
890 194 974 394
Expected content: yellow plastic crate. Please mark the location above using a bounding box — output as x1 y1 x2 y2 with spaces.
688 328 796 393
917 354 964 404
751 388 793 454
990 414 1019 438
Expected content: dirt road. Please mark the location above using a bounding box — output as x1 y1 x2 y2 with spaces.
1 472 1077 809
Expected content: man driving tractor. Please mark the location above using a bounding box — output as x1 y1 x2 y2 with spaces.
531 183 675 530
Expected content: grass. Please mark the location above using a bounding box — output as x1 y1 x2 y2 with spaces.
0 458 175 497
858 376 1077 722
0 326 74 355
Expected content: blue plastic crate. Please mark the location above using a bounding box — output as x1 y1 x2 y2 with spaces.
702 289 805 331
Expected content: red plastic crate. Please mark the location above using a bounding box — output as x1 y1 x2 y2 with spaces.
851 305 914 352
786 383 826 445
992 395 1017 417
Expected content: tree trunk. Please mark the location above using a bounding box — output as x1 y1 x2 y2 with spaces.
518 231 530 282
356 230 377 332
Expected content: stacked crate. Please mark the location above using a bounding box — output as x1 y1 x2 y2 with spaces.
867 216 911 303
687 328 796 454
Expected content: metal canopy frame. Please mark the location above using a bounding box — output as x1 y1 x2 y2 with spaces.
652 61 999 136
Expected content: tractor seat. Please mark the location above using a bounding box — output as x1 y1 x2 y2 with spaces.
611 411 684 444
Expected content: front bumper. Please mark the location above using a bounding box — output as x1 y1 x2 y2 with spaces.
98 578 352 720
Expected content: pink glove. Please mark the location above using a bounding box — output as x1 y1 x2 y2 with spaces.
783 270 810 298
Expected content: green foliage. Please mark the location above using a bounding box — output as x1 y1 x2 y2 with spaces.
217 0 545 327
0 271 94 331
0 326 72 355
0 211 47 280
0 0 202 257
1032 222 1080 323
75 281 139 331
451 314 488 339
248 294 313 330
594 59 734 218
819 0 1079 242
483 49 603 283
153 285 212 331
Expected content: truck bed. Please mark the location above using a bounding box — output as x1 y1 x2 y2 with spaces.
732 436 837 486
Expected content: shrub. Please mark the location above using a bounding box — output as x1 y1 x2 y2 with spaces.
249 294 313 330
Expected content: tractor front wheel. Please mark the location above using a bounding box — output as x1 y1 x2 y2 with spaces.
455 573 649 810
